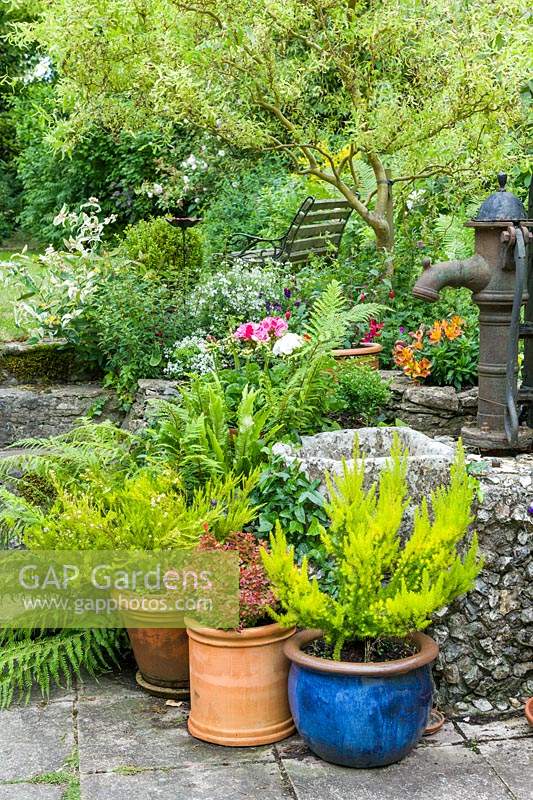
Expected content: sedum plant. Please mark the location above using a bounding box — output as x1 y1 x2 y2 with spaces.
262 436 481 659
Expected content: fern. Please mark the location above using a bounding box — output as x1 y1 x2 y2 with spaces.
0 420 140 486
305 279 384 350
150 376 277 490
0 628 129 708
432 199 481 262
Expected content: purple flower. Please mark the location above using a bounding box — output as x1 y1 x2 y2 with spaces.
294 300 302 308
284 287 292 299
399 326 405 334
527 503 533 516
265 301 271 312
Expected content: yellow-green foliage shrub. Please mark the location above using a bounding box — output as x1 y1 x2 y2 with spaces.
262 437 481 659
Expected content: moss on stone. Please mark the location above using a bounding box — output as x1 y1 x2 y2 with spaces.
0 344 76 384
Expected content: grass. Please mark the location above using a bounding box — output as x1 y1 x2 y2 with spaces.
5 748 80 800
0 249 43 342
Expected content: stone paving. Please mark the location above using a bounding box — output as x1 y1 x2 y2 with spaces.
0 668 530 800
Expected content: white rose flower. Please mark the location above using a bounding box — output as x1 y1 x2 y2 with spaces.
272 332 305 356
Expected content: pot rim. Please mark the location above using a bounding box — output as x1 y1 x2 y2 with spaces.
332 343 383 357
186 620 295 647
525 697 533 727
284 629 438 677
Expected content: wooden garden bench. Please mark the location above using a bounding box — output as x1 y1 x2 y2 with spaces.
227 196 353 266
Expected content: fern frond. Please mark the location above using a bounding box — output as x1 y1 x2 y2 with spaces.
305 279 384 350
0 420 139 485
0 628 129 708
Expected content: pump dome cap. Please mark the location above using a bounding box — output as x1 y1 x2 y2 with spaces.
473 173 527 222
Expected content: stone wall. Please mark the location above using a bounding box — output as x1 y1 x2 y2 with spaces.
0 384 123 446
381 370 477 437
123 379 181 432
432 450 533 715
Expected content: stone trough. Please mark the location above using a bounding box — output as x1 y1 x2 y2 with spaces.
273 426 455 501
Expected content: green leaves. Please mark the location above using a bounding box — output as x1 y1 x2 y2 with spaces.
0 628 128 708
305 279 384 351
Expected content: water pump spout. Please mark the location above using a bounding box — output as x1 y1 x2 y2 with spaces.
412 254 491 303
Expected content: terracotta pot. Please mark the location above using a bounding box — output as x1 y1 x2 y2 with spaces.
116 592 189 695
127 626 189 690
332 342 383 369
284 629 438 767
525 697 533 727
187 621 296 746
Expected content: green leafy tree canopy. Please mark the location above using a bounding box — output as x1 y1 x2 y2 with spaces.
11 0 532 258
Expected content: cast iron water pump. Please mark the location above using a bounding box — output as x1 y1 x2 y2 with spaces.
413 174 533 452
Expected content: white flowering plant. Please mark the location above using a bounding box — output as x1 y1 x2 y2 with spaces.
192 259 290 338
138 135 230 216
164 335 217 380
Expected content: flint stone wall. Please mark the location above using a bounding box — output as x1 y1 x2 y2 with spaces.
277 428 533 716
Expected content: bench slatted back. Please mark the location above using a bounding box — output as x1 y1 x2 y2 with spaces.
279 196 352 265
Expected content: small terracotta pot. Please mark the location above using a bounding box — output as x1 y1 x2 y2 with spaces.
187 622 296 746
525 697 533 727
115 592 189 695
332 342 383 369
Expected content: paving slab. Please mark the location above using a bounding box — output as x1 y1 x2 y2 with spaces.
480 739 532 800
418 721 465 747
0 786 65 800
457 715 531 742
10 683 76 707
281 744 514 800
80 762 291 800
276 722 464 763
77 694 274 774
0 702 74 782
77 667 139 700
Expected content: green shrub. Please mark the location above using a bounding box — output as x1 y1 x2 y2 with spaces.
335 364 391 425
4 468 254 550
92 271 190 405
249 457 329 565
263 437 481 659
120 216 203 291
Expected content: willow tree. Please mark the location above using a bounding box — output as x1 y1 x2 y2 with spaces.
13 0 531 262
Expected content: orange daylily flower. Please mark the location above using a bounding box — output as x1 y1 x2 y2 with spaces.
409 327 425 350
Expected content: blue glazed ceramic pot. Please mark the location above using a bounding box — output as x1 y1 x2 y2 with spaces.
284 629 438 768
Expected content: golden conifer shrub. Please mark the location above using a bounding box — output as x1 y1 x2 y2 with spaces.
262 436 482 660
